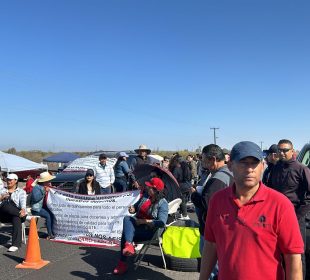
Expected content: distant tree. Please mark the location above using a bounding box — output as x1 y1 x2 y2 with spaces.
7 147 17 154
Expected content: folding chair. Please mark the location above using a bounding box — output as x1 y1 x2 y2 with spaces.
0 203 40 245
134 226 166 270
133 198 182 270
1 220 29 245
22 207 41 244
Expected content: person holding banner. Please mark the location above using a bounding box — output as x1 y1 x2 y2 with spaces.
30 171 56 240
113 177 168 275
77 169 100 195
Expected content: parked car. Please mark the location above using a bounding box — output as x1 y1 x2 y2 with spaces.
297 143 310 277
51 171 86 193
297 143 310 168
51 151 137 193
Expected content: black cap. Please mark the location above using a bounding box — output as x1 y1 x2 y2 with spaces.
85 169 94 176
99 153 107 160
230 141 263 162
267 144 278 154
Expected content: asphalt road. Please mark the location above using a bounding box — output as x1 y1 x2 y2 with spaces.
0 207 200 280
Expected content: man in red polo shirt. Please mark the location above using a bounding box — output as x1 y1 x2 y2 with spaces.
199 141 304 280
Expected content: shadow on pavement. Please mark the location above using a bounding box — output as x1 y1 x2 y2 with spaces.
3 253 24 264
71 246 173 280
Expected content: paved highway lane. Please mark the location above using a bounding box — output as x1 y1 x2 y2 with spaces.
0 212 199 280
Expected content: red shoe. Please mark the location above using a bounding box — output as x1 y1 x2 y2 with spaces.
113 260 128 275
122 242 135 256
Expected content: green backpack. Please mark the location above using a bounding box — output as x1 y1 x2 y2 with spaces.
162 226 201 258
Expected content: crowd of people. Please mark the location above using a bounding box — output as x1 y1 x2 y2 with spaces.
197 140 309 280
1 140 310 279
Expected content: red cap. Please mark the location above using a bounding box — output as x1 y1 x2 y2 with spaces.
145 178 165 192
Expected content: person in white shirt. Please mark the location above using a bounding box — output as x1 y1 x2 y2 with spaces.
93 153 115 194
0 173 27 252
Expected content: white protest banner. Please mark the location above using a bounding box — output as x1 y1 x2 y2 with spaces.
47 189 140 247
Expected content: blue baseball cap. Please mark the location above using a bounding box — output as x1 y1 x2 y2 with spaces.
230 141 263 162
118 152 129 158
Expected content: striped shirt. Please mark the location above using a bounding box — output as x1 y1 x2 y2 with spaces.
0 186 27 210
93 163 115 189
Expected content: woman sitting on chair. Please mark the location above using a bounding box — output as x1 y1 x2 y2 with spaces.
30 171 56 240
0 173 27 252
113 177 168 275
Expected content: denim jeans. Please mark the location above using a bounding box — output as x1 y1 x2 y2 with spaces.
32 207 54 236
114 178 128 193
180 190 190 216
120 216 156 261
100 186 111 194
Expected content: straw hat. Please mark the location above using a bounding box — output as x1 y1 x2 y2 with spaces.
31 171 56 187
134 144 151 154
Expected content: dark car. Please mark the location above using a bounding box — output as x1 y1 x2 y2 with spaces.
51 151 137 193
51 171 86 193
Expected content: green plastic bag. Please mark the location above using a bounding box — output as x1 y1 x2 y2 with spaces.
162 226 201 258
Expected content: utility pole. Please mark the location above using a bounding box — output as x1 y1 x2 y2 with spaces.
210 127 219 144
259 141 263 150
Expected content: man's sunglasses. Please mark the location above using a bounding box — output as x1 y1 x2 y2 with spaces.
278 148 291 153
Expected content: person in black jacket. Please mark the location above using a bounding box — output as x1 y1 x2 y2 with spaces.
78 169 101 195
169 155 192 220
129 144 154 171
262 144 279 187
269 139 310 279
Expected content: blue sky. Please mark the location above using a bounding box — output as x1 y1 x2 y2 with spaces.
1 0 309 152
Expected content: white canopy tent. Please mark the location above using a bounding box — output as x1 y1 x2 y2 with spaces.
0 151 47 172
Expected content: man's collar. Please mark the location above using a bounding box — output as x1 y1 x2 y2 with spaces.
7 187 19 193
229 182 267 204
278 158 295 166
